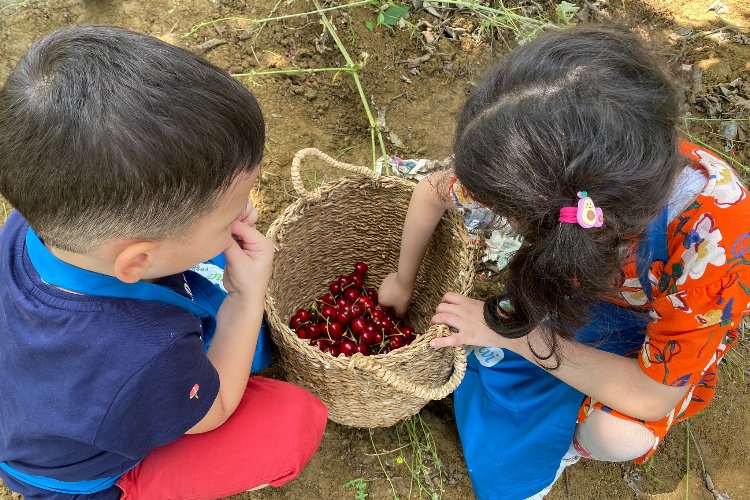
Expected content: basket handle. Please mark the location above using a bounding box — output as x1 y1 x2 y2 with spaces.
346 344 467 401
291 148 380 196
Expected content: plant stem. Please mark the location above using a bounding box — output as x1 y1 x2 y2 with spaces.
183 0 375 39
680 123 749 173
313 0 388 169
369 429 400 500
685 422 690 500
429 0 553 27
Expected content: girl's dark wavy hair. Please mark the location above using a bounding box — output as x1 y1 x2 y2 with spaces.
453 25 683 366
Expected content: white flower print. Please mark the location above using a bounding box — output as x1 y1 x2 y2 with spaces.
667 290 692 313
677 214 726 286
695 150 748 208
620 275 654 306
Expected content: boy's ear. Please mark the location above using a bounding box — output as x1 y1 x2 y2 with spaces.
112 241 159 284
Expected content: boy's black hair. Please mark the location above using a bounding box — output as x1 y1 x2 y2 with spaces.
0 25 265 252
453 25 683 365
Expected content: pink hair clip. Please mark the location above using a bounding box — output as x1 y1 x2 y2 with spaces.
559 191 604 228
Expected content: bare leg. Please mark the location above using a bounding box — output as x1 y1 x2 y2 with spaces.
574 409 656 461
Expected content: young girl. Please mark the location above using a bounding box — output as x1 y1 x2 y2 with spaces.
379 26 749 499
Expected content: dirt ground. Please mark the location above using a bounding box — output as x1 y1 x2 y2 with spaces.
0 0 749 499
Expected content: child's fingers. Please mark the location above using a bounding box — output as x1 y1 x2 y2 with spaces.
435 301 462 316
231 220 264 251
430 311 460 328
430 335 462 349
222 237 245 264
442 292 468 305
237 201 259 227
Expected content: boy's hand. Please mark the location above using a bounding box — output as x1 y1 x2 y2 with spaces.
378 272 414 317
222 220 274 297
237 201 259 227
429 292 507 349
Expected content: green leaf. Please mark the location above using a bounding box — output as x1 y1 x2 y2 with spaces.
364 19 375 32
555 1 580 24
378 3 410 27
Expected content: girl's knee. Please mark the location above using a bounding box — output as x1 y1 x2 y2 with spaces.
574 410 656 462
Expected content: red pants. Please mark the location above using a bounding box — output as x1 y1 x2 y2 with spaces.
116 377 327 500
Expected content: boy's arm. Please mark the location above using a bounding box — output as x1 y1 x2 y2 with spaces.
379 170 457 316
186 221 274 434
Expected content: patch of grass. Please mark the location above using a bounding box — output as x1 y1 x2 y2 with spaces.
368 428 400 499
0 1 29 15
394 413 445 499
644 455 665 485
343 477 369 500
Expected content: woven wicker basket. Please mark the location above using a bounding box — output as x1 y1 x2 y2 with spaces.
265 148 474 428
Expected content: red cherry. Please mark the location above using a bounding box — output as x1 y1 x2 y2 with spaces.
401 325 415 339
379 347 391 355
337 275 350 288
366 289 378 303
353 262 368 275
295 327 308 339
351 317 366 334
321 305 337 319
372 310 386 322
361 330 377 345
349 304 364 317
314 339 331 350
354 343 370 355
339 341 356 356
290 315 304 330
344 288 360 302
326 322 343 340
337 312 350 325
389 335 406 349
305 324 318 340
365 323 377 334
323 346 339 357
351 274 365 287
373 332 383 344
358 297 375 312
296 309 310 322
329 282 341 295
336 297 349 309
316 294 336 307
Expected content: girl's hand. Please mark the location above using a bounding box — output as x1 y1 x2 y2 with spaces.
429 292 509 349
378 272 415 317
222 219 274 297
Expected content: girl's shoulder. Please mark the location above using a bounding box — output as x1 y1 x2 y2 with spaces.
660 142 749 293
678 142 749 214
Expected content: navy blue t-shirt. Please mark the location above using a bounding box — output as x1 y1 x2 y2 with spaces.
0 212 220 499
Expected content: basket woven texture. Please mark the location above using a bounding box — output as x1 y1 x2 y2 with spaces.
265 149 474 428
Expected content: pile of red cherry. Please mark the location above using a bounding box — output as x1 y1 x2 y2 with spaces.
289 261 418 357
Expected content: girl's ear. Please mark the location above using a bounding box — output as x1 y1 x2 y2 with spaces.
112 241 159 284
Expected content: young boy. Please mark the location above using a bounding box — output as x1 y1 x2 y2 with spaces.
0 25 327 499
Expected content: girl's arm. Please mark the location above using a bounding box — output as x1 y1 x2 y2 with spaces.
379 170 457 316
430 293 689 421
